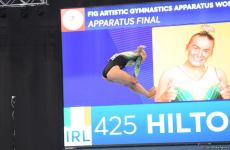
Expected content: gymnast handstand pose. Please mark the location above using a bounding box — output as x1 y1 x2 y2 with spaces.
102 45 155 98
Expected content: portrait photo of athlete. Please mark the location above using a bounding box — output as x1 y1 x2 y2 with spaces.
154 24 230 102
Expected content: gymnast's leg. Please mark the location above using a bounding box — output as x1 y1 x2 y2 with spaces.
106 66 152 97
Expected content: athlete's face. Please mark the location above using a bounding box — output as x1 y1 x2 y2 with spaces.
186 35 214 67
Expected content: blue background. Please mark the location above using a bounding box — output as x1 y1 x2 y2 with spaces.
62 0 230 107
62 27 154 107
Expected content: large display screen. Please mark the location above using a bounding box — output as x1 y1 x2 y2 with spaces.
61 0 230 147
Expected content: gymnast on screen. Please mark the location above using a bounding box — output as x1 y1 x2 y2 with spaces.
155 25 230 102
102 45 155 98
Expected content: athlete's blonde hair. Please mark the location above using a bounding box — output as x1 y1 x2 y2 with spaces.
135 45 147 60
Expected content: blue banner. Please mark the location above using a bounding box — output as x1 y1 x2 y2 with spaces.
84 0 230 30
91 101 230 145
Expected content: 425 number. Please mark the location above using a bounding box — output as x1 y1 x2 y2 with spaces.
94 115 137 135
